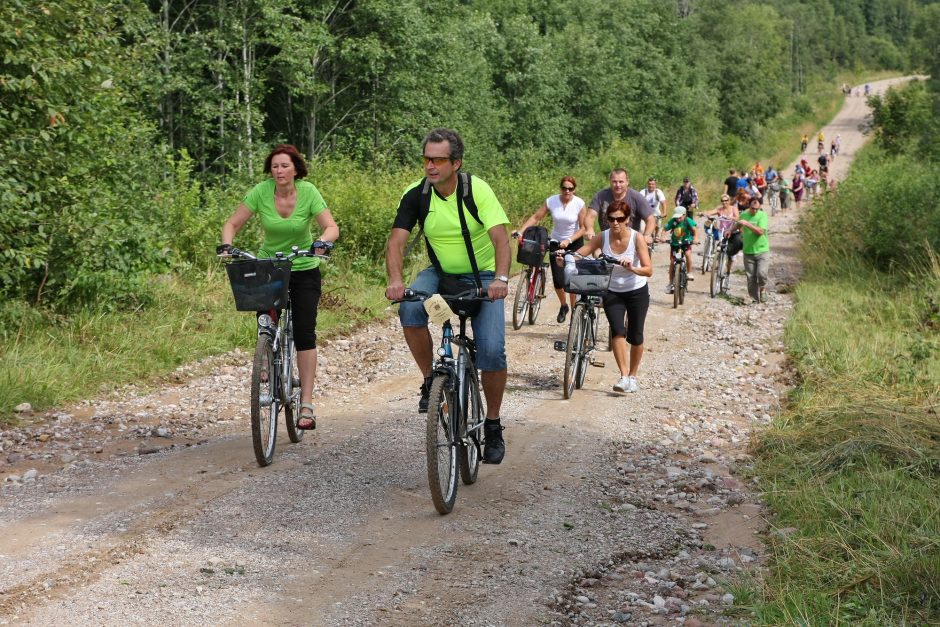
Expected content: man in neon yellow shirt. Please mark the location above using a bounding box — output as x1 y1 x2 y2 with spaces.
385 128 510 464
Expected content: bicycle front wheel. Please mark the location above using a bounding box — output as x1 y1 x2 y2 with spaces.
563 304 585 399
251 334 279 466
426 374 459 515
701 238 712 274
575 310 593 389
528 267 545 325
673 266 681 309
679 265 687 305
459 367 482 485
710 251 724 298
512 270 529 330
283 336 304 444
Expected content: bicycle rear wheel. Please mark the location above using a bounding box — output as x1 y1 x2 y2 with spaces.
512 270 529 330
251 334 279 466
283 337 304 444
426 374 458 514
528 267 544 325
459 367 482 485
563 304 585 399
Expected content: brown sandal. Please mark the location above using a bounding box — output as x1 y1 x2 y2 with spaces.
297 403 316 430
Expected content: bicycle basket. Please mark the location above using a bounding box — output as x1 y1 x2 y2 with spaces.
225 259 292 311
516 225 548 266
564 259 612 296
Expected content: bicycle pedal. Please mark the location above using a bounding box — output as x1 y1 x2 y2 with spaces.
553 340 567 352
592 361 605 368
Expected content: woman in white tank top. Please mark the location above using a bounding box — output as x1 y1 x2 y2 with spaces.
513 175 588 323
567 199 652 394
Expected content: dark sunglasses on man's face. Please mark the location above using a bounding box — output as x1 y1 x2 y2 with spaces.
560 186 575 192
608 215 629 223
422 156 451 166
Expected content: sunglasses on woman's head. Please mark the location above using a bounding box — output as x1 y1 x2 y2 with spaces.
608 215 628 223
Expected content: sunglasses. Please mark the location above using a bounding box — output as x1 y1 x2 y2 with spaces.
422 156 451 166
608 215 629 223
560 186 575 192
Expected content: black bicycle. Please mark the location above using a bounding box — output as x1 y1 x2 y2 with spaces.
392 289 490 515
221 243 331 466
554 253 618 399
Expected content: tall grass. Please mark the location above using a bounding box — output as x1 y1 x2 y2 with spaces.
751 136 940 623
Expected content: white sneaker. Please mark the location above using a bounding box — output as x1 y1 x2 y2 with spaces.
627 376 638 393
613 376 630 392
665 284 674 294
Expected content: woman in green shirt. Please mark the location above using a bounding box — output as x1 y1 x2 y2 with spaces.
220 144 340 430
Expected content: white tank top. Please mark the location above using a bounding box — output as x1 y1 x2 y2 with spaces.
546 194 585 241
603 229 647 293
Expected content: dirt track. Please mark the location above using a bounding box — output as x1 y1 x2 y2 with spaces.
0 77 915 626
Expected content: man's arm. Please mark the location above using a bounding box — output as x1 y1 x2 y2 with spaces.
385 228 411 300
487 225 510 300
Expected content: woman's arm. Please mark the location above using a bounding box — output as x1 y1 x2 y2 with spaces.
515 203 549 235
315 209 340 244
567 206 587 244
629 234 653 277
221 203 253 246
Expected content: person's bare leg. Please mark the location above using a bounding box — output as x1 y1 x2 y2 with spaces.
554 287 566 307
611 336 629 376
628 343 644 377
404 326 433 377
481 370 506 419
297 348 317 427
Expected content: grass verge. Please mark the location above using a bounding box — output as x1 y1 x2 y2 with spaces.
747 157 940 621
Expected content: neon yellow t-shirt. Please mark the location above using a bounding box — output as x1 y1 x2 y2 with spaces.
393 176 509 274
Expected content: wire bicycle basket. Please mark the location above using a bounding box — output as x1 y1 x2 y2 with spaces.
224 259 292 311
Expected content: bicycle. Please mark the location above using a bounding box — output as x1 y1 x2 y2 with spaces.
510 232 548 330
392 288 490 515
709 229 736 298
767 182 780 216
554 253 617 399
221 243 332 467
699 215 719 275
669 244 694 308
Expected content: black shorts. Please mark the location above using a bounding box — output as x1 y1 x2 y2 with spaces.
289 267 322 351
602 284 650 346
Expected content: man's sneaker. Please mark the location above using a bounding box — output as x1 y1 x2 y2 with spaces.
665 284 674 294
418 377 433 413
613 376 630 392
627 376 638 393
483 420 505 464
556 304 569 323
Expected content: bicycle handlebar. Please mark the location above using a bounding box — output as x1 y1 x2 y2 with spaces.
218 241 334 262
390 288 493 305
559 251 621 265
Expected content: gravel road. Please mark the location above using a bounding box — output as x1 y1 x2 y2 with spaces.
0 77 914 626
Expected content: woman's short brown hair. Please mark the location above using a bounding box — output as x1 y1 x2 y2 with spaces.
264 144 308 179
560 175 577 190
607 199 630 219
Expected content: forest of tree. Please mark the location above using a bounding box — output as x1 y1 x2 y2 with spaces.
0 0 936 314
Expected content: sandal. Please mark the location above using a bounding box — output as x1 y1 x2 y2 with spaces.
297 403 316 430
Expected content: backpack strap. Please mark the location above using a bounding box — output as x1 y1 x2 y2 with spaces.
456 173 484 294
404 173 483 263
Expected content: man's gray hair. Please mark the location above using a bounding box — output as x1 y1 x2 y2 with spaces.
423 128 465 162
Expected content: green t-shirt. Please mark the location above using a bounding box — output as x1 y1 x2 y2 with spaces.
741 209 769 255
392 176 509 274
243 179 327 271
664 216 696 245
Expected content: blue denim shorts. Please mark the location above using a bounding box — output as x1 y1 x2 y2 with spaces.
399 266 507 372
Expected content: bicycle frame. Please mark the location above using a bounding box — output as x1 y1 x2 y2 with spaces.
433 316 484 455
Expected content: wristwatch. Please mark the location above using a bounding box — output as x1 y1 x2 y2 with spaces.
495 275 509 283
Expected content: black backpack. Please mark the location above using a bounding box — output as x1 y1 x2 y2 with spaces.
516 225 548 266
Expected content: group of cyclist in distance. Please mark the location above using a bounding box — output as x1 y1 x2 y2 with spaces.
216 125 816 470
